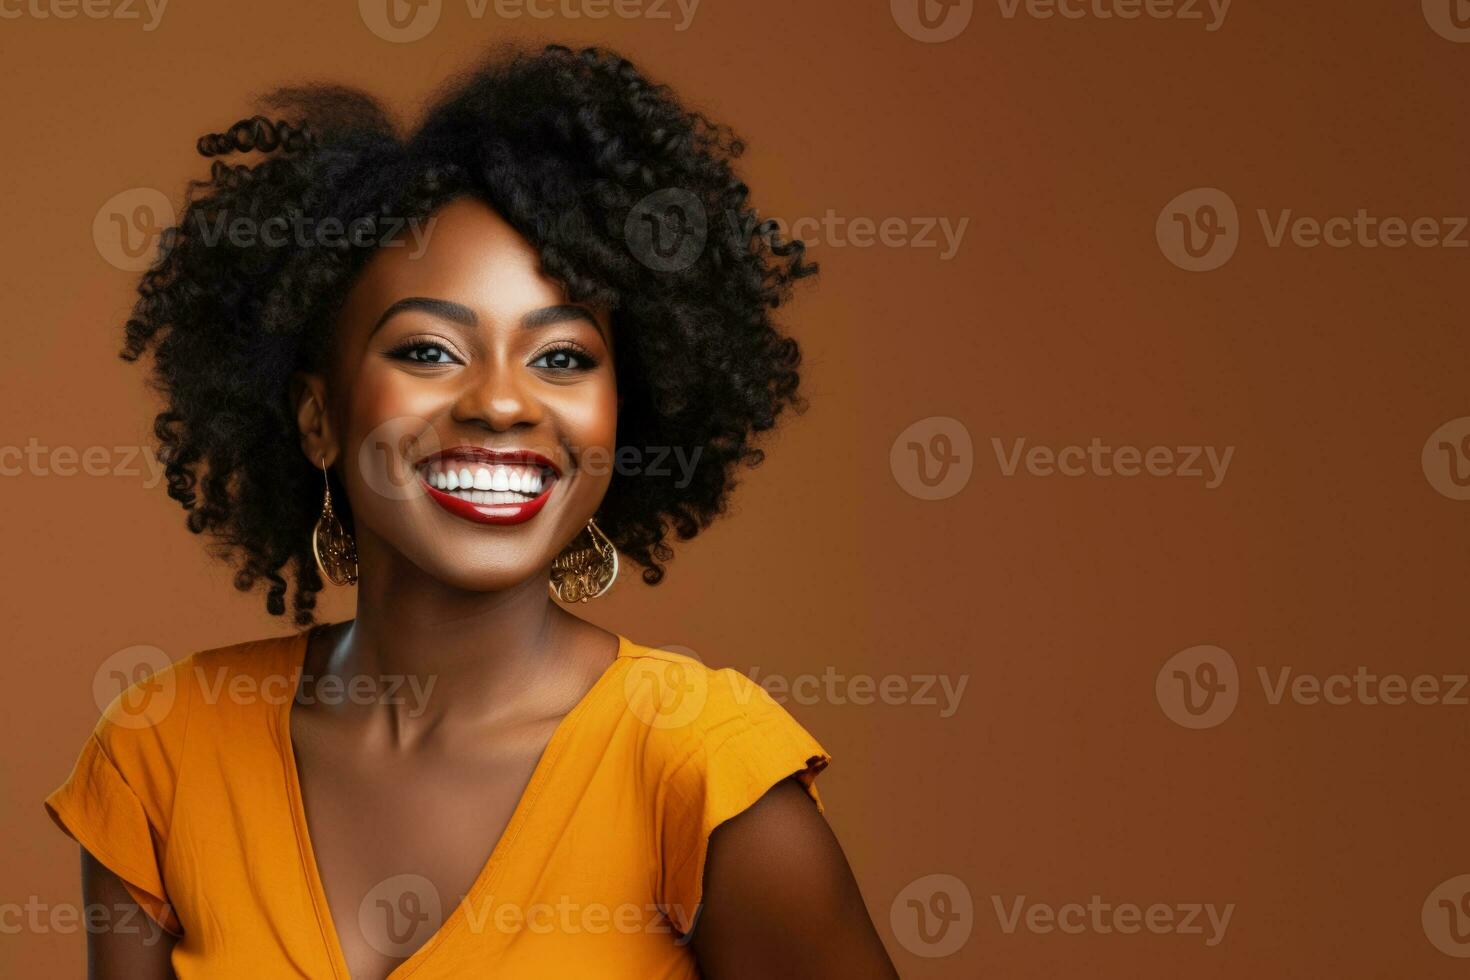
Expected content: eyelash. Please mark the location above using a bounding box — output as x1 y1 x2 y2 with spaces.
384 338 599 371
530 342 599 371
386 337 462 365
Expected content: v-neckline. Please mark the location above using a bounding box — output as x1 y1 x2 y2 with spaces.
276 625 631 979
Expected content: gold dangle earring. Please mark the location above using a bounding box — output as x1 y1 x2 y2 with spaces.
549 518 618 603
311 455 359 586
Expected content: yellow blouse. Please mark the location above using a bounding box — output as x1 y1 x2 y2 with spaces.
44 630 830 978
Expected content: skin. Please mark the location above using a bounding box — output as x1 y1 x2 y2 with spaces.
80 197 898 979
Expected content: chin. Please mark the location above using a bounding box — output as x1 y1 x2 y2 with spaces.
409 544 552 591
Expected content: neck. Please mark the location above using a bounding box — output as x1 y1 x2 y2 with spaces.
320 529 611 735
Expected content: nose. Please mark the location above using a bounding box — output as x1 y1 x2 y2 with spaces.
450 360 544 433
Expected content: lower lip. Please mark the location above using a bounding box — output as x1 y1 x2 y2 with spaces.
420 479 555 525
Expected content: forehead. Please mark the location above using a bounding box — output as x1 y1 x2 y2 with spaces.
340 196 569 327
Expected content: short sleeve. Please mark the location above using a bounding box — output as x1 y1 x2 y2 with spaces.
43 659 191 936
656 665 831 936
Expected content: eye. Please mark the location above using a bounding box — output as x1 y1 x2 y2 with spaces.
530 345 597 371
387 340 461 365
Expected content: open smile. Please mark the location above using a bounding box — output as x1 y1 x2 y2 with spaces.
416 448 560 525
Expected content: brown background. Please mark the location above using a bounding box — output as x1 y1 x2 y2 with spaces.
4 0 1469 976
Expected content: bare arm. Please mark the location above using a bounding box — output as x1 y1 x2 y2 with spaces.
690 778 900 979
80 847 177 979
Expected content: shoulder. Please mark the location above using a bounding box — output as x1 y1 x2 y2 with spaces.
616 637 829 780
54 629 305 833
91 630 305 760
615 637 834 934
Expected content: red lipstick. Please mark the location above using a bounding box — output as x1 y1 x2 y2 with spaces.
416 448 559 526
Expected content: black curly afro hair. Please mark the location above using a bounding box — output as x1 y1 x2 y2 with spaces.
121 43 815 627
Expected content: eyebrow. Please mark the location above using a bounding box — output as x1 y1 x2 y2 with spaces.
370 297 604 339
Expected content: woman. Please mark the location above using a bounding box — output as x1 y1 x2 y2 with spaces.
43 44 898 979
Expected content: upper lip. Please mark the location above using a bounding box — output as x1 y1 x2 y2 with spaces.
416 447 561 476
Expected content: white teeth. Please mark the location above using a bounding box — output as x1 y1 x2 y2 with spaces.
423 459 552 501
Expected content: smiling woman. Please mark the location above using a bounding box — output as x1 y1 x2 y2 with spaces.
41 42 898 980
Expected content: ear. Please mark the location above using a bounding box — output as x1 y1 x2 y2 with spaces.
289 371 338 469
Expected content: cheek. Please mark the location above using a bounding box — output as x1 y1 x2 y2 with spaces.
336 362 450 504
553 381 619 462
347 365 443 434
